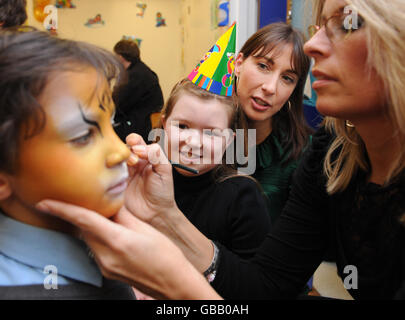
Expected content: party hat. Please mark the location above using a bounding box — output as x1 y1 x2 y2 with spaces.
188 22 236 97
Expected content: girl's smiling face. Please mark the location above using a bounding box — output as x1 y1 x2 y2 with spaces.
9 68 130 218
163 93 234 176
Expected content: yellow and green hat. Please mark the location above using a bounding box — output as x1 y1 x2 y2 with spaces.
188 22 236 97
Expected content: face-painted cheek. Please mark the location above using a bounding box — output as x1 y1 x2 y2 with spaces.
99 161 129 193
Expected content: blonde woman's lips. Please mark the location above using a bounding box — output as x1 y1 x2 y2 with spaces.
312 69 337 90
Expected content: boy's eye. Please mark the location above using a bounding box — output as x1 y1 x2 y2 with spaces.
70 129 95 146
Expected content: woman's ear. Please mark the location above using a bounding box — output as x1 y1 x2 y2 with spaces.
0 174 12 201
234 53 244 77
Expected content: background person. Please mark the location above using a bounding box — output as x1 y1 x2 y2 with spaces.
0 0 27 29
113 39 164 143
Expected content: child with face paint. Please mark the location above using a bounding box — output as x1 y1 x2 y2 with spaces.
0 29 135 299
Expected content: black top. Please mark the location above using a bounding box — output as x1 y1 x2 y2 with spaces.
113 60 164 143
212 127 405 299
173 169 271 259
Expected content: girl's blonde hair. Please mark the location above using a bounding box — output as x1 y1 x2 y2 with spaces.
311 0 405 194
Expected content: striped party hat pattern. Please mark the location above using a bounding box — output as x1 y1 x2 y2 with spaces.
188 22 236 97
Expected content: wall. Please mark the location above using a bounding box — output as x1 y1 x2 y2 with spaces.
180 0 228 78
26 0 231 102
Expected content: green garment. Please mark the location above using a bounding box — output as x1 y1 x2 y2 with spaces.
252 133 299 223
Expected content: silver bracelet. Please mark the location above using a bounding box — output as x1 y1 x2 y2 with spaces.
203 241 219 283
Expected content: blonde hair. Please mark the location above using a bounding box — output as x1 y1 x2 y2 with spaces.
310 0 405 194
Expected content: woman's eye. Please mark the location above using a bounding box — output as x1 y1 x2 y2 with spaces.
282 75 295 84
70 129 94 146
258 63 269 70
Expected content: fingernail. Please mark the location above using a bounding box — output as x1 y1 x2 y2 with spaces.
36 201 49 212
127 154 139 166
132 145 146 154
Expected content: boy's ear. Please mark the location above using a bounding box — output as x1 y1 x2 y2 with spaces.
234 53 244 77
0 173 12 201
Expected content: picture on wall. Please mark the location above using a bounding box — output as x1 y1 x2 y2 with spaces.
122 35 142 48
136 2 147 17
55 0 76 8
156 12 166 27
84 14 105 27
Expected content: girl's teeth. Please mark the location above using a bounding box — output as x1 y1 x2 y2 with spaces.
254 98 268 106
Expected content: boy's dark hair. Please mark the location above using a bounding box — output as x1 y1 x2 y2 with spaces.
0 0 27 28
113 40 140 64
0 28 123 174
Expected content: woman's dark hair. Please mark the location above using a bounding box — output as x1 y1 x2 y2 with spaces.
113 40 141 64
0 28 123 174
0 0 27 28
236 22 312 163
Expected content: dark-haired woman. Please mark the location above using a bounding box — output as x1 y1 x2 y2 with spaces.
235 23 312 222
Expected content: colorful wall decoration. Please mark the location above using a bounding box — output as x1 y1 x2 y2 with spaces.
136 2 147 17
55 0 76 8
122 35 142 48
217 0 229 27
84 14 105 27
33 0 51 23
156 12 166 27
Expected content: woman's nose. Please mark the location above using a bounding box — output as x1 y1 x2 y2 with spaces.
261 75 277 95
304 28 330 59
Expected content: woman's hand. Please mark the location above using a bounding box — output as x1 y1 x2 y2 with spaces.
125 133 216 273
35 201 221 300
125 133 178 225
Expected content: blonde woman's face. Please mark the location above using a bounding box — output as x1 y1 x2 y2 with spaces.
9 69 130 218
304 0 385 122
